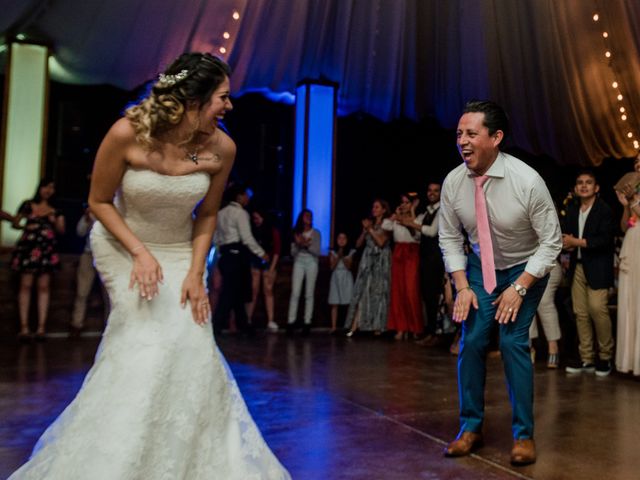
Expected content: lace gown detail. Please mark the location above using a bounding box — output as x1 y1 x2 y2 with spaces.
10 169 291 480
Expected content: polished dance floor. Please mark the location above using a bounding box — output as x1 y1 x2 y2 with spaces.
1 333 639 480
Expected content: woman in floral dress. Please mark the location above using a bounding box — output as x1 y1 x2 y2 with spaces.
11 178 65 341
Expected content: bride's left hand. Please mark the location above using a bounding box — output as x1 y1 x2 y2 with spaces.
180 271 210 325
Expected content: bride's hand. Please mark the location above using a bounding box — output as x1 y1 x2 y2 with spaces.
129 248 164 300
180 271 210 325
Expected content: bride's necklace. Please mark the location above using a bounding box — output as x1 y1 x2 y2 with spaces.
181 131 221 165
182 144 220 165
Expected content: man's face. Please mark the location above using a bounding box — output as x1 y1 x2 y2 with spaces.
456 112 502 175
574 174 599 200
426 183 441 204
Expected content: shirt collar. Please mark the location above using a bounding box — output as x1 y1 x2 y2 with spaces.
427 202 440 212
229 201 243 208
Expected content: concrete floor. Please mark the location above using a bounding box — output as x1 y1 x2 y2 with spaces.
1 333 639 479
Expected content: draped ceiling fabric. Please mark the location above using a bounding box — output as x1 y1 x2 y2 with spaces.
2 0 640 165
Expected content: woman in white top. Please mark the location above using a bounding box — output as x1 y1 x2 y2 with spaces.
286 209 321 335
383 193 424 340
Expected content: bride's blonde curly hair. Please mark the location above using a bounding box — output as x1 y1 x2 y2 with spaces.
125 53 231 150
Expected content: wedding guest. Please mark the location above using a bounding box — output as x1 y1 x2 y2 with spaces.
286 209 321 335
247 208 281 332
614 155 640 376
11 178 65 342
328 232 355 334
563 171 615 377
415 182 445 346
69 205 108 338
529 260 562 368
384 193 424 340
213 184 268 336
345 199 392 336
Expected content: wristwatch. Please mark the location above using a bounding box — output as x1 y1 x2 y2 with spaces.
511 283 527 297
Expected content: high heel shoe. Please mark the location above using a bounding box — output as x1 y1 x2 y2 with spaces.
547 353 559 369
345 329 356 338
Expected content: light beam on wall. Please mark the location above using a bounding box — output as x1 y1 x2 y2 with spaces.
1 42 49 246
293 80 338 254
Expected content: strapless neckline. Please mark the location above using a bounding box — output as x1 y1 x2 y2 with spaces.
126 166 210 178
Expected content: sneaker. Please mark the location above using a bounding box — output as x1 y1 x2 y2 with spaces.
595 359 612 377
267 321 279 332
565 361 596 373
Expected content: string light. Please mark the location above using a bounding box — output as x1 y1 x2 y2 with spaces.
605 51 611 58
622 115 627 121
628 132 633 138
612 81 618 88
232 10 240 20
602 32 608 38
593 13 599 21
219 47 226 54
620 107 625 113
617 94 623 101
223 32 230 39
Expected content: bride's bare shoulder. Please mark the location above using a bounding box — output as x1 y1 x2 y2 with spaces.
105 118 137 145
217 129 236 158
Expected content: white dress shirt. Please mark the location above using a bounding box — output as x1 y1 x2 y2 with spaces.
439 151 561 278
214 201 265 257
414 202 440 238
382 218 420 243
577 205 592 260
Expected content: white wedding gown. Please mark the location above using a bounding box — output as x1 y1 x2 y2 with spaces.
10 169 291 480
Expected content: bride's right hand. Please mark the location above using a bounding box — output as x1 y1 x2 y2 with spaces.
129 248 164 300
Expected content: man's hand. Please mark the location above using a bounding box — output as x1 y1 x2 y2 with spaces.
452 287 478 322
492 286 524 324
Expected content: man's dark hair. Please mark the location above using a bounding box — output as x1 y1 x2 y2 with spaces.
575 169 598 184
463 100 510 139
224 183 247 204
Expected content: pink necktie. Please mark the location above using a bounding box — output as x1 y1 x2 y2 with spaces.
474 175 496 294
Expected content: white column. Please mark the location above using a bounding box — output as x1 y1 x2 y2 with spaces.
0 42 49 246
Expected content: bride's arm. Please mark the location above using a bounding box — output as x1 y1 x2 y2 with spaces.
89 118 164 300
180 132 235 325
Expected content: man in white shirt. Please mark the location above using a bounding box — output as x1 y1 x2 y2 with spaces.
439 101 561 465
213 184 268 336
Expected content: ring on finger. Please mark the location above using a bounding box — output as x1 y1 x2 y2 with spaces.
508 308 513 312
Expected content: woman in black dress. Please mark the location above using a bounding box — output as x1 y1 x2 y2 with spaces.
11 178 65 341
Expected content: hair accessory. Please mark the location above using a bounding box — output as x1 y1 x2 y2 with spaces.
157 69 189 88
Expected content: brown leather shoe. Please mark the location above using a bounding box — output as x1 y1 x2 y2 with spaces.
510 439 536 465
444 431 483 457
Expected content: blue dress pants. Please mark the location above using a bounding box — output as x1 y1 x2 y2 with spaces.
458 254 548 439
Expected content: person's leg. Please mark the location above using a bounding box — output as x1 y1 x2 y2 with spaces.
36 273 51 335
457 256 498 434
330 305 338 332
303 258 319 325
499 272 547 440
262 269 276 325
71 252 96 330
18 273 34 335
586 287 614 361
571 265 595 364
246 267 262 321
287 260 304 324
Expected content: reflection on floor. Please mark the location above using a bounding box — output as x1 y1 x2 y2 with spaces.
1 333 639 479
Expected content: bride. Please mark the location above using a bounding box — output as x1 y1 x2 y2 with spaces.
10 53 291 479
